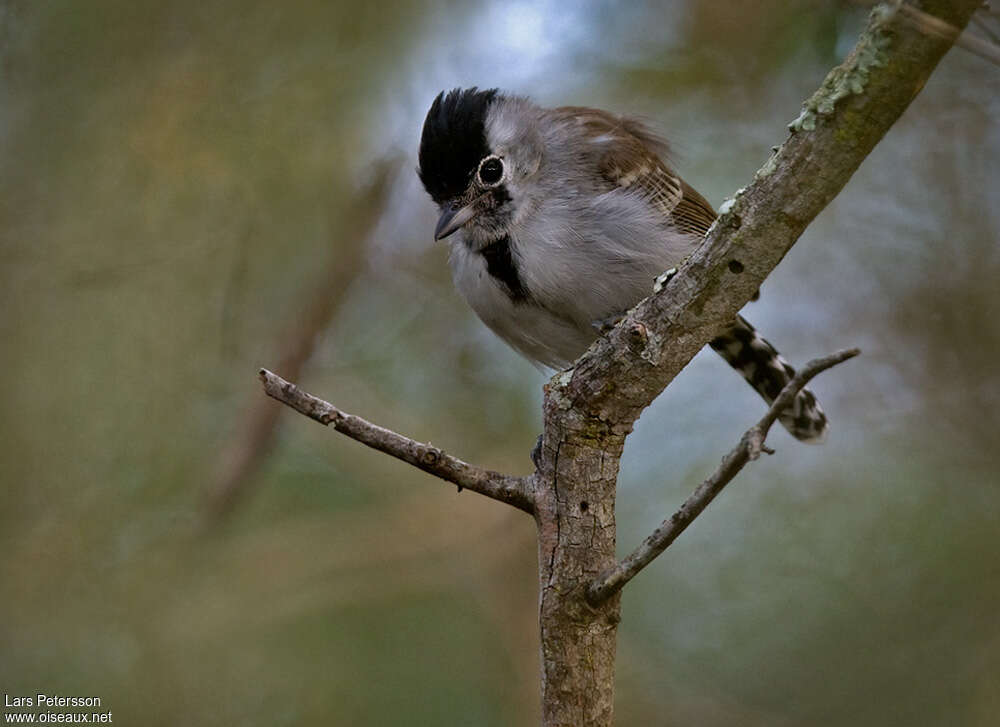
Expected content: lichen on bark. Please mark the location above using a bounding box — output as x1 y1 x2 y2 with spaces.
790 4 895 133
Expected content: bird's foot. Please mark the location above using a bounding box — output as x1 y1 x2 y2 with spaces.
591 313 627 334
531 434 543 469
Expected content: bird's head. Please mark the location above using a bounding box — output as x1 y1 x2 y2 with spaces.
417 87 542 246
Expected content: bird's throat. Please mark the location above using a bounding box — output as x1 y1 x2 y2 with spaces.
479 235 531 304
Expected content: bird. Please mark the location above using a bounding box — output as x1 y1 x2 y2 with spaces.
417 87 827 442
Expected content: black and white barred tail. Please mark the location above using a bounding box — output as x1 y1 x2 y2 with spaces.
709 316 828 442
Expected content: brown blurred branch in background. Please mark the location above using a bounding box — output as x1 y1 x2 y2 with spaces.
257 369 535 513
859 0 1000 66
586 348 860 605
204 161 397 523
896 2 1000 65
972 11 1000 45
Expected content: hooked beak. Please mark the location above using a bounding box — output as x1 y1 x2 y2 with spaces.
434 201 479 240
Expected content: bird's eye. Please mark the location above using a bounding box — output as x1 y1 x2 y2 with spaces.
477 156 504 186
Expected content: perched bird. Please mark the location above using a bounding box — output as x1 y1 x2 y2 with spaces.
417 87 826 442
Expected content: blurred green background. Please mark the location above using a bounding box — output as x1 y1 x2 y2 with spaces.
2 1 998 724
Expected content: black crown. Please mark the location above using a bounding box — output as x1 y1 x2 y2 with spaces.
418 87 499 205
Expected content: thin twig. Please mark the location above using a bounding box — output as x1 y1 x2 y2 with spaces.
259 369 536 513
586 348 861 604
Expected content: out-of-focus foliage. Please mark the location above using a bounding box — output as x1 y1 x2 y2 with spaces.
1 1 997 725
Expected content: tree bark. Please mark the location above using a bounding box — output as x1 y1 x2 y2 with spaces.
534 424 625 726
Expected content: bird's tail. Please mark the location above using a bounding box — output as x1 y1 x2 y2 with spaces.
709 316 828 443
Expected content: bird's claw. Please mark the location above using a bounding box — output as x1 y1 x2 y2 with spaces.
591 314 626 334
531 434 543 469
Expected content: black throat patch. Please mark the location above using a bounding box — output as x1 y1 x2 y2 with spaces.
480 235 530 304
418 87 498 205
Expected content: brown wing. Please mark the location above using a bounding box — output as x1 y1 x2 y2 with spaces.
670 179 717 236
552 106 717 236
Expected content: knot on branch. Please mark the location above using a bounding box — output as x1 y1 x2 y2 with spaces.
626 321 648 348
420 446 443 466
622 320 662 365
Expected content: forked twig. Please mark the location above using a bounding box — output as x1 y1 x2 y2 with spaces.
587 348 861 604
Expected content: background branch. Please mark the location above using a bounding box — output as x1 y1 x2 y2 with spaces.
851 0 1000 66
258 369 535 514
586 348 860 605
205 162 397 522
897 1 1000 66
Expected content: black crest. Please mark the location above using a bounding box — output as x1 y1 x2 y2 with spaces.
418 87 498 205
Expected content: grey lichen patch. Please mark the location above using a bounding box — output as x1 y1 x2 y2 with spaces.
789 3 894 133
652 268 677 294
704 188 744 238
712 188 746 234
717 196 738 216
547 369 577 409
638 330 663 366
552 370 574 390
789 107 818 133
755 149 780 180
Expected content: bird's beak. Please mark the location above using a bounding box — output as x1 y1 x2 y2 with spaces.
434 201 479 240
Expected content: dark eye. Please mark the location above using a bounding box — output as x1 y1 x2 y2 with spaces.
478 156 504 186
